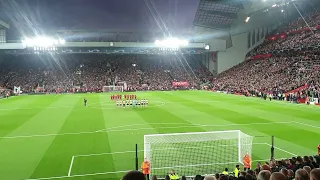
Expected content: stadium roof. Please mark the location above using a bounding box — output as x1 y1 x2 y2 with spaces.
193 0 317 31
193 0 245 30
0 19 9 29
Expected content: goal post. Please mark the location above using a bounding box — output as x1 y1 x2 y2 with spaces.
102 85 123 93
144 130 253 177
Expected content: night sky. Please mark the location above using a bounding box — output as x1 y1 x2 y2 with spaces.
0 0 200 39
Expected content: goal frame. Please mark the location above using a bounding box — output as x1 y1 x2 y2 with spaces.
102 85 124 92
144 130 252 176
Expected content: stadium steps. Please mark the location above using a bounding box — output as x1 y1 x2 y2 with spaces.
167 71 174 81
284 84 309 96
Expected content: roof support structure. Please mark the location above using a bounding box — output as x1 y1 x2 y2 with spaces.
199 9 238 19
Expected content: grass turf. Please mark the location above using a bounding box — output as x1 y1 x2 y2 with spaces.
0 91 319 180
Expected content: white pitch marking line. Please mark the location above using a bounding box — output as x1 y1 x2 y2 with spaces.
265 143 297 156
25 169 131 180
67 156 74 177
0 98 284 111
293 121 320 129
74 142 269 157
25 158 287 180
0 121 294 139
94 121 294 133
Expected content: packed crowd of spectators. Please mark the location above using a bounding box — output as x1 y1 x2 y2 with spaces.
0 54 212 94
213 10 320 102
277 11 320 33
248 11 320 56
122 155 320 180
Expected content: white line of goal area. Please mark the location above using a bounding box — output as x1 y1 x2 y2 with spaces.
25 142 295 180
1 121 296 139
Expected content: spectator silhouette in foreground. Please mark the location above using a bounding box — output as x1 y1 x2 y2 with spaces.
219 175 228 180
280 168 288 178
122 170 145 180
288 169 294 179
310 168 320 180
303 166 311 174
204 175 216 180
295 169 309 180
194 175 203 180
261 164 271 172
257 170 271 180
165 175 170 180
270 172 287 180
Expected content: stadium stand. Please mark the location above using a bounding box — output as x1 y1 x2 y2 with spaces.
0 54 213 94
213 9 320 104
1 1 320 180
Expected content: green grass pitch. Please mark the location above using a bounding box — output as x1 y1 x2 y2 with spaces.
0 91 319 180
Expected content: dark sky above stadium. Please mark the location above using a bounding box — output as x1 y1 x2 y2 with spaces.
0 0 199 39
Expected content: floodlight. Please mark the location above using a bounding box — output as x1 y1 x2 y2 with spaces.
154 38 188 48
272 4 277 7
22 36 65 48
205 45 210 50
155 40 161 46
59 38 65 44
281 9 284 13
181 40 188 46
245 16 251 23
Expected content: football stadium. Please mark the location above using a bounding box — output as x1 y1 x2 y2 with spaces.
0 0 320 180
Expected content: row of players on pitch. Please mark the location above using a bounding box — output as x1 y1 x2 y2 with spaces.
116 99 149 107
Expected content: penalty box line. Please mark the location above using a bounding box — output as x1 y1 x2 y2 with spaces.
30 143 296 180
67 143 296 177
254 143 297 156
67 156 75 177
72 143 297 158
27 159 276 180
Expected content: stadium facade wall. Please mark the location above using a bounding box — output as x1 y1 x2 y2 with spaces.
205 38 226 52
199 52 216 75
0 29 6 43
216 33 248 74
215 8 284 74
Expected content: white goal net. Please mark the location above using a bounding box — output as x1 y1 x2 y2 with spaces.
144 130 253 177
102 86 123 93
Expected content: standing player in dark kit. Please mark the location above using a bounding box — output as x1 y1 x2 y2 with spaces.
84 98 87 107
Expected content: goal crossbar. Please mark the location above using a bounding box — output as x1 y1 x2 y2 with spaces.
144 130 253 177
144 130 242 137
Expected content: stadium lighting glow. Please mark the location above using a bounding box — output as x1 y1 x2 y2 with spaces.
22 36 66 47
59 38 66 44
205 45 210 50
155 38 189 48
281 9 284 13
245 16 251 23
272 4 277 7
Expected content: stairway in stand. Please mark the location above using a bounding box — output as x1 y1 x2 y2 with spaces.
284 84 309 96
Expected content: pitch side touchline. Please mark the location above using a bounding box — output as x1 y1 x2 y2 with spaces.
0 121 293 139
